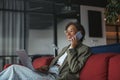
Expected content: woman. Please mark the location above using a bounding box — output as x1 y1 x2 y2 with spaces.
0 22 91 80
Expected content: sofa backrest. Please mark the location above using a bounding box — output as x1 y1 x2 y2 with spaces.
79 53 117 80
108 54 120 80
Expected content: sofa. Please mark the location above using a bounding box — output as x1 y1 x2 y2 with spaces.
4 43 120 80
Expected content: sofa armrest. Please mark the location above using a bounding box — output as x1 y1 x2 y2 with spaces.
32 56 54 69
3 64 12 69
3 56 54 70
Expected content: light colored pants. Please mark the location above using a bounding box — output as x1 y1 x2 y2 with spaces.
0 64 57 80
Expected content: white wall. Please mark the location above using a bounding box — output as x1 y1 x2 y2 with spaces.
28 19 77 55
28 29 54 55
80 5 106 47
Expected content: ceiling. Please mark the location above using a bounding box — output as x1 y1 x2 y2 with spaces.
27 0 108 29
27 0 107 7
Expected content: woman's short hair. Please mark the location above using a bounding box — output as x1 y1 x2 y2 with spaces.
65 22 85 41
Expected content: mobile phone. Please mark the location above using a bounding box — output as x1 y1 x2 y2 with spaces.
75 31 83 40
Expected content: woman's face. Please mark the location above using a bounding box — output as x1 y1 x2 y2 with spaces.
65 24 78 41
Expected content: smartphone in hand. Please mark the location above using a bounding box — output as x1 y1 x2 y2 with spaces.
75 31 83 40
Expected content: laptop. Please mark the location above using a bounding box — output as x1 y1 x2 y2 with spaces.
16 50 55 74
16 50 35 71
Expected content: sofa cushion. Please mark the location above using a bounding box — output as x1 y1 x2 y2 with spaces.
109 54 120 80
32 56 54 69
80 53 116 80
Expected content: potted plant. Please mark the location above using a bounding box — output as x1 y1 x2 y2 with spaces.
105 0 120 24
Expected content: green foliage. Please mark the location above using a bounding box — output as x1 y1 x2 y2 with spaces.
105 0 120 24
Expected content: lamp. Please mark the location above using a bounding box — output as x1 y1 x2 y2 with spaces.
105 0 120 24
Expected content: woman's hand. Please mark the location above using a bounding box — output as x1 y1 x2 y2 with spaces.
36 65 49 73
70 36 78 48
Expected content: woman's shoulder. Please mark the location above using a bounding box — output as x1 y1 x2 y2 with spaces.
76 44 91 53
78 43 90 48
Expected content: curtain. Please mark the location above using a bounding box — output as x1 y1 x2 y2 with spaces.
0 0 25 56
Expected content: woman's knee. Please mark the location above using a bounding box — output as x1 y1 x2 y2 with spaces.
8 64 22 69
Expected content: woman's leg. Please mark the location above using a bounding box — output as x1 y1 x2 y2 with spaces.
0 64 56 80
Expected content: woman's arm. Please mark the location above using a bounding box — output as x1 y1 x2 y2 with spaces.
67 45 91 73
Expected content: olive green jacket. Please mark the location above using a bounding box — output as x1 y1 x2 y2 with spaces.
49 43 91 80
